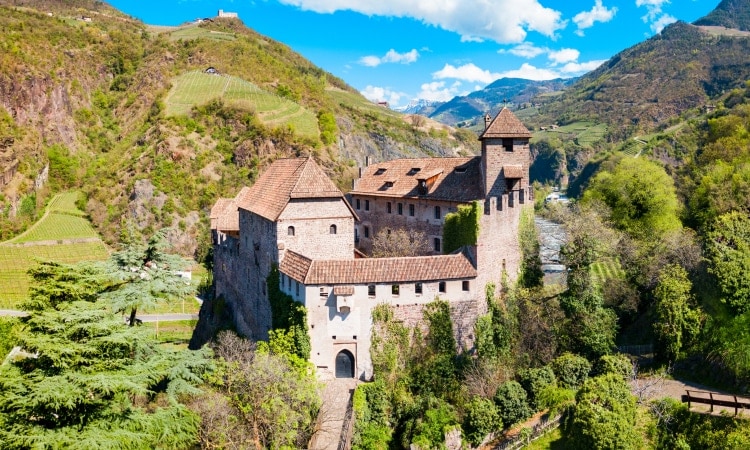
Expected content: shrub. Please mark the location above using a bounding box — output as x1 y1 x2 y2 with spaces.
518 366 556 409
552 352 592 389
593 354 633 379
494 381 533 427
463 396 502 445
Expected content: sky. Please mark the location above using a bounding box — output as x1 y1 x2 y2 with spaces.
108 0 722 108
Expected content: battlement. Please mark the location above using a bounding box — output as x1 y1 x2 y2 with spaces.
483 187 533 215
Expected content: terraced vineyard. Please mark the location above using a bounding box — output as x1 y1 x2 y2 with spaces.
0 192 110 308
532 121 607 148
165 71 319 138
591 259 626 284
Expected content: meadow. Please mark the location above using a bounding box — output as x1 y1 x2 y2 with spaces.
165 71 319 138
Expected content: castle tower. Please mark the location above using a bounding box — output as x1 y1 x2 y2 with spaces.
479 108 531 198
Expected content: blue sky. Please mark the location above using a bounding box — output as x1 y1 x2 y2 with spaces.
108 0 721 108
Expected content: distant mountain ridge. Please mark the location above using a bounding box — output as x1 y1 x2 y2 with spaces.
694 0 750 31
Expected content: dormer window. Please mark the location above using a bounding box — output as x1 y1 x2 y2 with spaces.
375 168 387 175
455 166 467 173
384 181 394 188
408 167 422 175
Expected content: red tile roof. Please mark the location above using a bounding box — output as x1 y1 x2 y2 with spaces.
280 249 477 285
236 158 346 221
350 157 484 202
210 192 242 232
480 107 532 139
503 165 524 179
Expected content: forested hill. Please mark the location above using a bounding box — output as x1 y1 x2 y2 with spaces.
0 0 478 256
694 0 750 30
530 19 750 140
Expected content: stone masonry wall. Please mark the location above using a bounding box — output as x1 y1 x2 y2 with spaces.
482 138 530 197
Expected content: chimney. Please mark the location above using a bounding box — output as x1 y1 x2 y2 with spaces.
484 113 492 130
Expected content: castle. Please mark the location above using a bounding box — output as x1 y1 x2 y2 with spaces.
210 108 533 380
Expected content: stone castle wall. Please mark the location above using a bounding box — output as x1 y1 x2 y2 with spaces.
482 139 530 197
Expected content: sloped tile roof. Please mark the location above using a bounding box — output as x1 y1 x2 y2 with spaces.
480 107 532 139
503 165 524 179
350 157 484 202
236 158 345 221
280 249 477 285
210 194 240 232
333 285 355 296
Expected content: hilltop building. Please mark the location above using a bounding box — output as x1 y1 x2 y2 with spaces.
217 9 238 18
211 108 533 380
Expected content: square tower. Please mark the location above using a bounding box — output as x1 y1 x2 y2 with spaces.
479 108 532 198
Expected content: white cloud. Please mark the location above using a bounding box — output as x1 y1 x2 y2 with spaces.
559 59 606 74
502 43 546 58
548 48 580 64
432 63 501 84
573 0 617 36
415 81 470 102
278 0 566 43
359 49 419 67
360 85 407 106
650 13 676 33
636 0 675 34
496 63 561 81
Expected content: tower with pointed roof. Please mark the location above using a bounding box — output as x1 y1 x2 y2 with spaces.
479 107 532 199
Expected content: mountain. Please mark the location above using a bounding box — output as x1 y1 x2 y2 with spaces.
393 99 443 116
694 0 750 31
427 78 574 127
529 16 750 140
0 0 478 255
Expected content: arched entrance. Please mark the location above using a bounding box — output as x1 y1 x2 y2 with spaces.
335 350 355 378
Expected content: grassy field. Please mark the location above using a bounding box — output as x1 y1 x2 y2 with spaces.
165 71 319 138
164 25 237 42
0 192 111 308
143 320 198 346
532 121 607 148
326 87 403 121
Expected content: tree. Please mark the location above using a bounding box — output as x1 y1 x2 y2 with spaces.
552 353 592 389
195 331 321 449
583 157 682 239
371 228 430 257
463 396 501 446
653 264 702 362
494 381 533 427
104 229 193 326
705 211 750 313
0 299 211 449
568 374 640 450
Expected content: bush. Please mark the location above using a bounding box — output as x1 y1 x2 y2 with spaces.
552 353 592 389
535 385 575 417
463 396 502 445
494 381 533 427
518 366 556 409
593 354 633 380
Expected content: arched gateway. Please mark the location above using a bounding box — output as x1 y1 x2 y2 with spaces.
335 350 355 378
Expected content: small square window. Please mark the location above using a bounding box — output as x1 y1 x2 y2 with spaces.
397 203 403 215
386 202 392 213
439 281 446 293
368 285 376 297
320 287 328 297
365 200 370 211
415 282 423 295
462 280 470 291
392 284 400 296
409 204 415 216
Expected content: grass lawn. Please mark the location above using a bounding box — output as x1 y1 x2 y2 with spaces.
165 71 318 138
142 320 198 346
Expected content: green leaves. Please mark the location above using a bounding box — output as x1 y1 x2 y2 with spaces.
706 211 750 313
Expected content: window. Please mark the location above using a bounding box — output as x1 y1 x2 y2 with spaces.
364 226 370 238
503 138 513 152
434 206 441 219
320 287 328 297
462 280 470 291
287 276 291 289
280 274 285 289
415 282 423 295
397 203 403 215
287 226 295 236
365 200 370 211
386 202 392 213
330 224 337 234
368 284 376 297
439 281 446 293
434 238 441 253
409 204 415 216
356 198 361 210
375 168 387 175
295 281 300 296
392 284 400 296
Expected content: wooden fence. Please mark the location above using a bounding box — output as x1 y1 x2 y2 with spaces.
682 390 750 416
490 414 563 450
